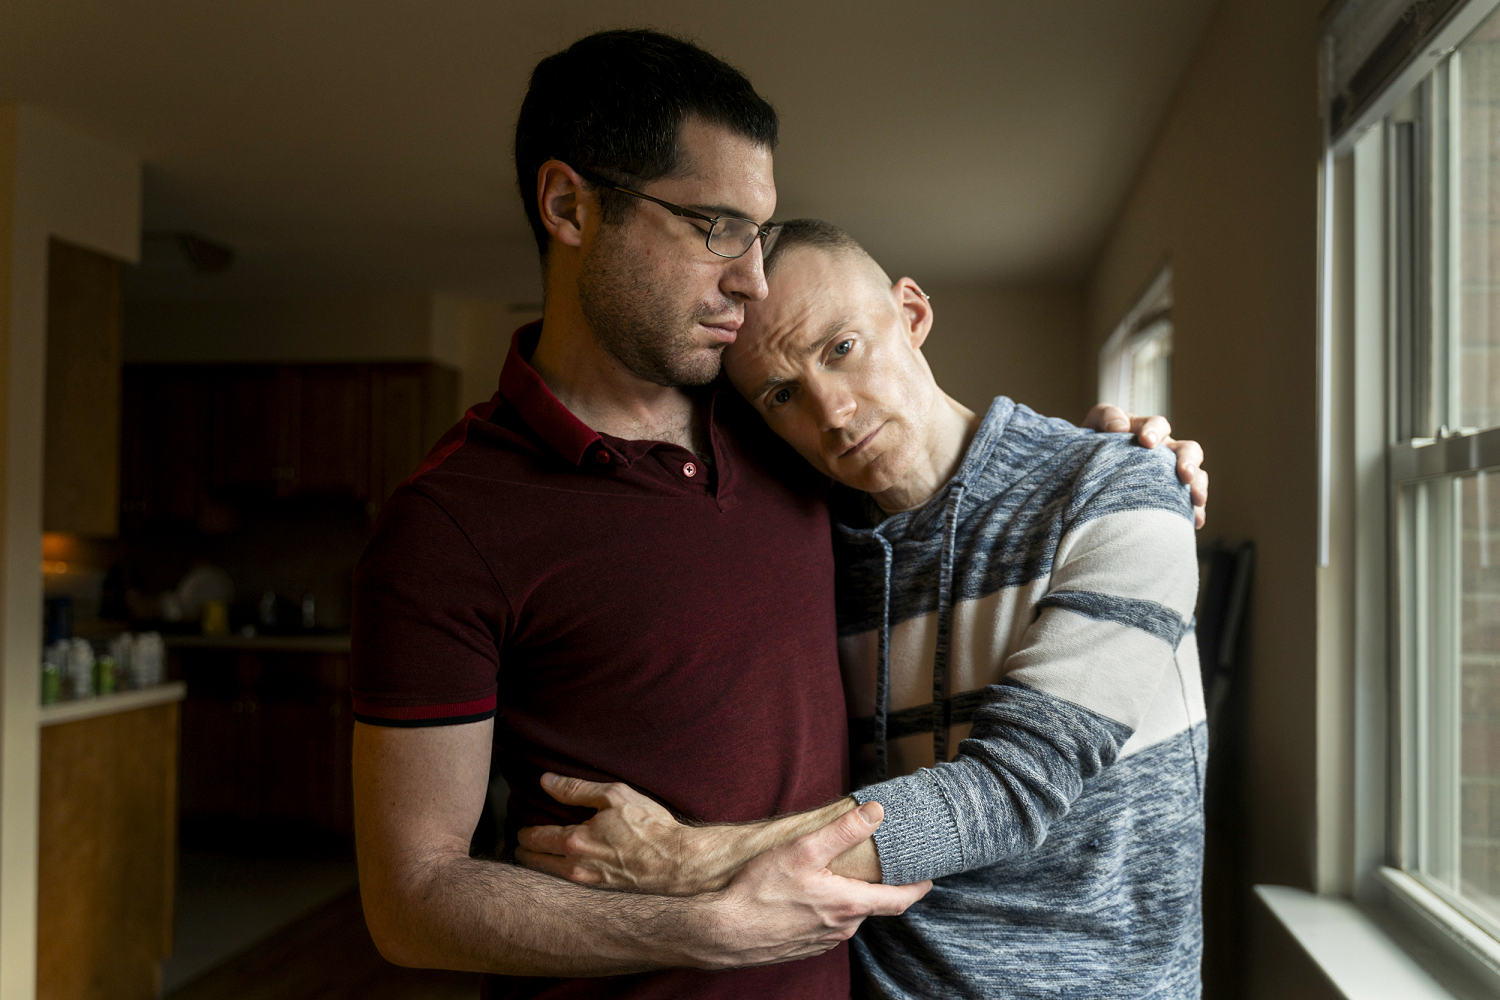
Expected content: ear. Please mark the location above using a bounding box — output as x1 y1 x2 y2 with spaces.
536 160 592 249
893 277 933 350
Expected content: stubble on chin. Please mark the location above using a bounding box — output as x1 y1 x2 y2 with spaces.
578 254 727 388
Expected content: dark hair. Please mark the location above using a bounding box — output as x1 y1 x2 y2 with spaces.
514 29 779 257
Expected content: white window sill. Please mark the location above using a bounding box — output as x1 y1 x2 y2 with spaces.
1256 884 1499 1000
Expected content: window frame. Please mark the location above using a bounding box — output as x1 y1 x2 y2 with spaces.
1098 265 1173 418
1331 2 1500 986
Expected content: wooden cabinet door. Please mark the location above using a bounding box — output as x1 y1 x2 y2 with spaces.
175 649 260 831
368 363 458 510
120 365 213 527
45 238 123 536
38 703 179 1000
255 652 352 835
122 361 456 522
368 365 428 507
175 648 353 840
208 365 293 500
289 366 369 500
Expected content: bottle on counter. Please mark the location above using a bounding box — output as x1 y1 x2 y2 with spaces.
201 600 229 637
67 637 95 699
258 590 279 632
94 654 116 696
131 632 164 687
109 633 134 689
40 642 64 705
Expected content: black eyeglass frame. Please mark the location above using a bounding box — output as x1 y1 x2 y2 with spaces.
575 166 781 261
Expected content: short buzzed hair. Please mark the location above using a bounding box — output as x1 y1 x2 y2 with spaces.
765 218 890 284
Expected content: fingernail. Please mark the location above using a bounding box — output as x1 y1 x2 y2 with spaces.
541 772 558 787
858 802 882 823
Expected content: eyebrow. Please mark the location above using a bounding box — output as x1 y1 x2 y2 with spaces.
750 317 852 400
689 201 764 223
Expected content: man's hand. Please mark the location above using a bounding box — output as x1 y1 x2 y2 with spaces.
682 802 932 970
518 774 885 894
517 774 705 894
1083 403 1209 529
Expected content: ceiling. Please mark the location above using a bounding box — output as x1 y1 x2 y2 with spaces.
0 1 1221 303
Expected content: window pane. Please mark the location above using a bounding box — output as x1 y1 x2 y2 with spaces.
1407 470 1500 935
1454 9 1500 431
1460 471 1500 927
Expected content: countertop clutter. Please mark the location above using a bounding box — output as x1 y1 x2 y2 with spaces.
40 609 168 706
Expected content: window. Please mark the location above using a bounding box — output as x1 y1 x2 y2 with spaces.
1099 267 1173 419
1390 9 1500 940
1327 0 1500 979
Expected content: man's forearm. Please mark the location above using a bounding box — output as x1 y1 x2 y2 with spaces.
368 805 923 977
355 723 923 977
518 779 886 893
691 798 882 886
367 848 714 976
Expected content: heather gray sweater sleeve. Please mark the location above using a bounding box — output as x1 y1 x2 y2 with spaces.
853 682 1133 884
848 446 1199 886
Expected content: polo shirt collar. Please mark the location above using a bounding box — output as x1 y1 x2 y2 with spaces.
497 322 608 466
496 321 723 472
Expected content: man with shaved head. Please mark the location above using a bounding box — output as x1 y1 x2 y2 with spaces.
521 220 1206 999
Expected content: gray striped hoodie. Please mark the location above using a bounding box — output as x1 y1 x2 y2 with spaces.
839 397 1206 999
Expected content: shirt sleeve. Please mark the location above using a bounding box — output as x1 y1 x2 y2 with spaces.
852 447 1199 885
350 486 508 727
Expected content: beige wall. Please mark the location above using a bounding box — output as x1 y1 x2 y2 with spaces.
1085 0 1330 995
920 281 1089 421
0 102 139 1000
446 296 538 415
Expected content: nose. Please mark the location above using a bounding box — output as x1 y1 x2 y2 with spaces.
721 239 769 302
808 382 856 432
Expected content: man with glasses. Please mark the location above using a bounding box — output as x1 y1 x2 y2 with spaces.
351 31 930 1000
350 29 1204 999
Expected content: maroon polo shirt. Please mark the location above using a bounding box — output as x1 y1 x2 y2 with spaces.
351 323 849 999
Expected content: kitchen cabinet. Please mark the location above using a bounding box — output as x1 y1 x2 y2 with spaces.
173 644 353 841
44 238 124 535
206 364 370 502
369 363 458 506
38 693 181 1000
121 361 456 527
119 364 212 525
293 365 372 498
206 364 293 499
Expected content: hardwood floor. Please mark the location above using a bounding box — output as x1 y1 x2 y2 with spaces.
164 889 478 1000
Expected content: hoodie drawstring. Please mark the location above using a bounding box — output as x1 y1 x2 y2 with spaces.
871 482 967 779
873 533 894 782
932 484 965 764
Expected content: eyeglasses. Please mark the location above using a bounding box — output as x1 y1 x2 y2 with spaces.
576 167 781 261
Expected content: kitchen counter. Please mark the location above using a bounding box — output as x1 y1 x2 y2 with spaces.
39 681 186 727
38 680 180 998
165 633 352 653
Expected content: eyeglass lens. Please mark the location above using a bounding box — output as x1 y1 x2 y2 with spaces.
708 218 777 259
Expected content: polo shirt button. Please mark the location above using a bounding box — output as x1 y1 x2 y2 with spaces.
594 450 611 464
682 461 697 478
